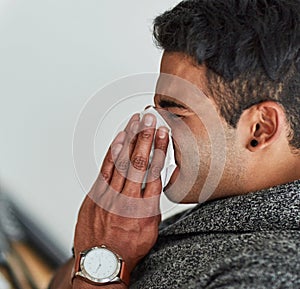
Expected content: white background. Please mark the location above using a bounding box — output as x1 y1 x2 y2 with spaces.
0 0 196 253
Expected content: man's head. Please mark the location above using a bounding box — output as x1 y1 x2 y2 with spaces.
152 0 300 202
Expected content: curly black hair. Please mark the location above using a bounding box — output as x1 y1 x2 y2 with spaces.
153 0 300 150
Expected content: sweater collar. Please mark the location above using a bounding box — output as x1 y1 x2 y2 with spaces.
160 180 300 236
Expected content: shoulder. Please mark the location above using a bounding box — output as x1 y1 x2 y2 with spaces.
187 233 300 288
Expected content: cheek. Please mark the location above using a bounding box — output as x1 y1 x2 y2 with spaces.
171 118 210 167
169 120 196 163
178 117 209 148
164 120 215 203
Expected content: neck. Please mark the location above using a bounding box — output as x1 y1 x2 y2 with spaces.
245 148 300 194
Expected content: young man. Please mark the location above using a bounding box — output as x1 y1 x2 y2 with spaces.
50 0 300 288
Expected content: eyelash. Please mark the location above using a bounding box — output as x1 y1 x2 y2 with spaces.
170 112 184 119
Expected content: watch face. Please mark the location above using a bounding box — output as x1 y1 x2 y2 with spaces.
80 247 121 282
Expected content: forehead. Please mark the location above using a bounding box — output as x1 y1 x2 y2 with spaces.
156 52 210 108
160 52 207 84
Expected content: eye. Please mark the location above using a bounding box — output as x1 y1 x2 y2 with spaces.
169 112 184 119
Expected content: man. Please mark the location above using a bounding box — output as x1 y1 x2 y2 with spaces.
50 0 300 288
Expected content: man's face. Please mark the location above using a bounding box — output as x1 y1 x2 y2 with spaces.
154 52 245 203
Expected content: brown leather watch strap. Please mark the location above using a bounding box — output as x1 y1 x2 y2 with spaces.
70 253 81 285
74 253 81 272
119 260 130 286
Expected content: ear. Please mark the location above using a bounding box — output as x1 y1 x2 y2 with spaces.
237 101 286 152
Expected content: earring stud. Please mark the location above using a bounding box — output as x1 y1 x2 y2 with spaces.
251 140 259 147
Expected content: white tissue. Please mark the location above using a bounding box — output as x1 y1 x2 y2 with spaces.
140 107 177 188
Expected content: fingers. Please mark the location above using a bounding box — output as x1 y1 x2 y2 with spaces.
123 113 140 133
143 127 169 198
121 114 157 196
108 118 141 192
99 132 125 182
98 112 169 201
97 114 139 188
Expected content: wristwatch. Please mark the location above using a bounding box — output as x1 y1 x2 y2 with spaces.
72 245 130 286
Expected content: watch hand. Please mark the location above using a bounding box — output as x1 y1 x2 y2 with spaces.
96 262 101 273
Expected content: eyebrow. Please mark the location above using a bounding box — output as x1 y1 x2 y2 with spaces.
158 99 187 109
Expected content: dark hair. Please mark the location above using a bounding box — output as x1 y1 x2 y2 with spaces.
153 0 300 150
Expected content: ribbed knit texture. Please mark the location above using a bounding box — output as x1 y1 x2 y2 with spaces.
130 180 300 288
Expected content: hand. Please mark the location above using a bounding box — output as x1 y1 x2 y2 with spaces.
73 113 169 273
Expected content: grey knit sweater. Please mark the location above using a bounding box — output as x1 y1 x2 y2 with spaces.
130 180 300 289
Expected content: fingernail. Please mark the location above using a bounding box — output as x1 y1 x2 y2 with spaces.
144 114 155 126
158 127 169 139
131 122 139 134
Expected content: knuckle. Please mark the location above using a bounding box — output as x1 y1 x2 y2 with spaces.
156 140 167 151
132 155 148 171
140 130 152 140
107 154 115 164
116 159 130 172
149 165 162 180
101 171 110 182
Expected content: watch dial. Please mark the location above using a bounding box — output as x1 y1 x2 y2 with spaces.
83 248 119 279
